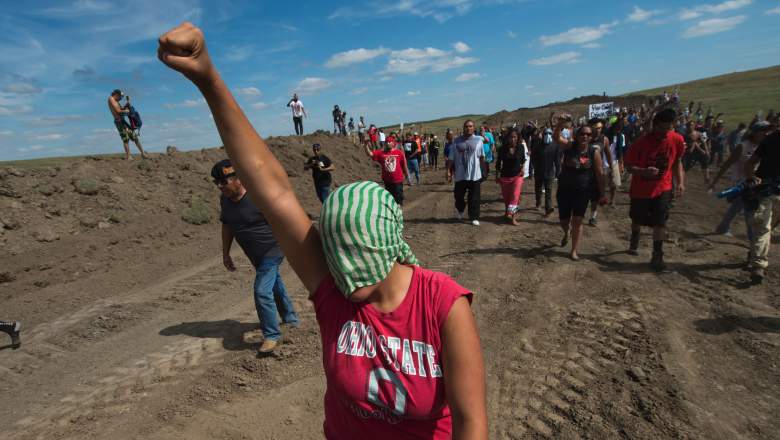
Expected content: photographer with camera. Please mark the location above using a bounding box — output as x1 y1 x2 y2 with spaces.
742 121 780 283
108 89 147 160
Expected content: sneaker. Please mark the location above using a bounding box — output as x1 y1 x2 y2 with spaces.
588 217 598 227
7 322 20 349
750 267 765 284
455 211 464 221
258 339 278 354
471 220 480 226
282 320 299 328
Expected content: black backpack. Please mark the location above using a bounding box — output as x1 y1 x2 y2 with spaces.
127 105 142 130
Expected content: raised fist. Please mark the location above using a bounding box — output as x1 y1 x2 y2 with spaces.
157 22 216 85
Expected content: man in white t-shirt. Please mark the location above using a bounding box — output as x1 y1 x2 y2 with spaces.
448 120 485 225
287 94 307 135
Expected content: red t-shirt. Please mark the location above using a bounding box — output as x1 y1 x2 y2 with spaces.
312 266 472 440
372 149 407 183
625 130 685 199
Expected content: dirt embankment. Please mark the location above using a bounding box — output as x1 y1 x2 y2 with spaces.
0 133 375 300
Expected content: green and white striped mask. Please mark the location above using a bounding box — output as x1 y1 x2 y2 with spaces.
319 181 419 297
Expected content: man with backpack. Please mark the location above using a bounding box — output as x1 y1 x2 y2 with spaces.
108 89 147 160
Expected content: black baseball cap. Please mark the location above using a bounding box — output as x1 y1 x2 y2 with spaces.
211 159 236 181
112 89 123 97
312 143 321 150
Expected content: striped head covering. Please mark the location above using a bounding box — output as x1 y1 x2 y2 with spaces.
319 181 418 297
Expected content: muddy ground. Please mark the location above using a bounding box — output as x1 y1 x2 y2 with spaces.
1 135 778 440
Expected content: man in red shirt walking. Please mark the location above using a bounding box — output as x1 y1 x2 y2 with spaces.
624 108 686 271
365 140 410 205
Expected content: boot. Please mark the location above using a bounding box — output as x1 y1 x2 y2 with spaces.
650 252 666 272
0 321 21 349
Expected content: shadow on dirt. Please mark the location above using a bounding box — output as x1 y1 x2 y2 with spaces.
159 320 260 351
693 316 780 335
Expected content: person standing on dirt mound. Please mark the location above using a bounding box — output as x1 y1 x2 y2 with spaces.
365 137 409 205
108 89 147 160
0 321 21 349
212 159 300 354
449 120 485 226
304 143 335 203
287 94 307 135
158 23 487 439
624 108 686 272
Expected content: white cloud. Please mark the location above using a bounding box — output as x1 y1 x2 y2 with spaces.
0 130 14 136
390 47 448 59
351 87 369 95
295 77 332 94
329 0 485 23
325 47 389 68
507 30 517 38
582 43 602 49
163 98 206 109
539 23 612 46
766 6 780 14
525 85 535 89
29 133 66 141
384 47 477 74
679 0 752 20
224 45 253 62
2 83 43 94
453 41 471 53
628 6 662 22
27 115 87 127
528 51 581 66
250 102 269 110
455 73 482 82
407 90 421 96
683 15 746 37
235 87 262 97
0 105 34 116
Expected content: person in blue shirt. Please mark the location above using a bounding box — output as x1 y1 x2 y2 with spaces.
480 125 495 182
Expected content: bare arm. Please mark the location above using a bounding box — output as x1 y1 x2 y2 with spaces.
743 152 762 183
674 156 685 197
593 148 606 198
442 297 488 440
221 224 236 271
710 144 742 189
159 23 328 294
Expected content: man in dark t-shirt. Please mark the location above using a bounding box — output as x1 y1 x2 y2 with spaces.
212 159 299 354
304 143 335 203
742 123 780 283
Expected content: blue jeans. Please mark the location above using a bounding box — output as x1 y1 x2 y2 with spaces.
408 158 420 184
716 197 753 241
254 256 298 341
316 185 331 203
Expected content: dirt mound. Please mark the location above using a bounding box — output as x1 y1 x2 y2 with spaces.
0 133 376 295
483 94 649 128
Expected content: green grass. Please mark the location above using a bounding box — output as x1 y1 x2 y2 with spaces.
381 114 487 137
627 65 780 128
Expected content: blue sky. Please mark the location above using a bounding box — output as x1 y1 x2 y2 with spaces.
1 0 779 160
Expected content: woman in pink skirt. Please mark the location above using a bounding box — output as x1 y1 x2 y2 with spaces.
495 129 528 225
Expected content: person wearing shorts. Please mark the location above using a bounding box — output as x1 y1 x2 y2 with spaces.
108 89 147 160
625 109 685 271
555 126 606 260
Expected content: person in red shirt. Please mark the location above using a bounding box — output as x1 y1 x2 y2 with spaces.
365 140 409 205
624 108 686 271
368 125 379 148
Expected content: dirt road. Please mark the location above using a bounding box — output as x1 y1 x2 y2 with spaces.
1 160 778 439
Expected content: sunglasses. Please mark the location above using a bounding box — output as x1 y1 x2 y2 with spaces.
213 175 236 186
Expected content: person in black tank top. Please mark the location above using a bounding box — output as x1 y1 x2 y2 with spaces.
556 126 607 260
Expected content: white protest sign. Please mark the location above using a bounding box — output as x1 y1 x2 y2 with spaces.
588 102 614 119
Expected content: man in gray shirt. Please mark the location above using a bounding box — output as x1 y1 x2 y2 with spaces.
213 159 299 354
448 120 485 225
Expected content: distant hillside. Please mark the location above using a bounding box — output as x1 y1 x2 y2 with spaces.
383 64 779 137
627 65 780 128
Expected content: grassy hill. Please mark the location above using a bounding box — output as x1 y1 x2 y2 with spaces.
380 64 779 137
380 114 486 136
627 65 780 128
